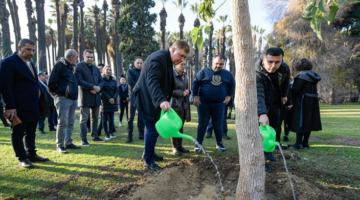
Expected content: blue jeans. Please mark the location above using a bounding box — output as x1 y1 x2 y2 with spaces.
197 101 225 145
54 96 77 148
141 115 159 164
206 105 228 136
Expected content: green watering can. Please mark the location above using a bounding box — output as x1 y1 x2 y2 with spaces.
259 125 280 152
155 108 194 140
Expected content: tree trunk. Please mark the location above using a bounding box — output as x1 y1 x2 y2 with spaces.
358 88 360 104
50 29 55 67
0 32 2 60
102 0 108 65
55 0 62 59
178 13 185 39
72 0 78 54
112 1 123 82
230 0 266 199
204 46 208 68
35 0 47 72
208 24 213 68
25 0 36 42
0 0 13 58
220 26 226 57
47 45 51 73
330 85 337 105
160 7 167 50
79 1 84 61
60 3 68 53
94 5 102 64
7 0 21 49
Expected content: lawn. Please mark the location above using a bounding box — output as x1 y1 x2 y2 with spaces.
0 104 359 199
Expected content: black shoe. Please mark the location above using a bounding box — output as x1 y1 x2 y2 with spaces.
205 134 212 138
288 143 303 150
275 144 288 150
222 135 230 140
57 147 68 154
144 162 162 171
283 136 289 142
302 143 310 149
126 136 133 143
142 152 164 161
49 127 56 131
265 163 272 173
264 152 276 162
92 137 105 142
19 159 34 169
139 133 144 140
39 129 45 134
28 155 49 162
81 140 90 146
66 143 81 149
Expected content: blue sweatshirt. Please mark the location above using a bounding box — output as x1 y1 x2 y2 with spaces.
192 67 235 103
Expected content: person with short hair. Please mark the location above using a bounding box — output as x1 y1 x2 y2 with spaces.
100 66 118 140
0 38 50 168
288 58 322 149
131 40 190 170
75 49 105 146
118 77 129 127
192 55 235 152
37 71 56 134
48 49 81 154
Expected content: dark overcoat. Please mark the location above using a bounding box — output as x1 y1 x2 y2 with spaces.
118 84 129 101
170 70 191 122
100 75 119 113
75 61 104 107
0 53 49 122
130 49 174 123
289 70 322 133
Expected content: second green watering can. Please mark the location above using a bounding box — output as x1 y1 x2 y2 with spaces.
259 124 280 152
155 108 194 140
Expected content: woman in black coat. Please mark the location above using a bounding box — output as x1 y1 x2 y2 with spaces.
100 66 119 140
118 77 129 127
289 58 322 149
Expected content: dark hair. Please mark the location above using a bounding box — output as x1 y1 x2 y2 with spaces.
171 40 190 54
18 39 35 47
213 55 225 61
83 49 94 55
294 58 313 71
97 63 105 67
133 56 143 62
264 47 284 57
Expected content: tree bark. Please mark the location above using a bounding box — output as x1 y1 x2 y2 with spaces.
330 85 337 105
55 0 62 59
230 0 266 199
0 0 12 58
72 0 78 54
25 0 35 42
60 3 68 53
102 0 108 65
79 1 84 60
94 5 102 64
208 24 213 68
7 0 21 49
35 0 47 72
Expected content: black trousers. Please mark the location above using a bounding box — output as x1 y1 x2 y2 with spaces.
0 102 8 125
268 106 281 143
127 102 144 135
11 121 38 161
102 112 114 135
119 100 128 122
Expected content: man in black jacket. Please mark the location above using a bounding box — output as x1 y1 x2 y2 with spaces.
75 49 104 145
125 57 145 143
256 47 290 172
131 40 190 170
0 39 50 168
37 72 56 134
48 49 80 154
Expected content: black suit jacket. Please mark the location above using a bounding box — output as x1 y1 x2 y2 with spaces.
0 53 49 122
130 49 174 123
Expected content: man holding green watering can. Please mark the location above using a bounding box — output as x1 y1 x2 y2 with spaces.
130 40 190 171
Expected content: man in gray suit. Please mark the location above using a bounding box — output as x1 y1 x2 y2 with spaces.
75 49 105 146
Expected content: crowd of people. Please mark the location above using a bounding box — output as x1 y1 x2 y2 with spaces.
0 39 321 173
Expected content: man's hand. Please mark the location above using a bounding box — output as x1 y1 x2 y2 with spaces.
183 90 190 97
93 86 101 93
160 101 171 112
90 89 97 94
4 109 17 120
109 98 115 104
287 105 293 110
193 96 201 107
50 94 54 98
223 96 231 105
281 97 288 104
259 114 269 127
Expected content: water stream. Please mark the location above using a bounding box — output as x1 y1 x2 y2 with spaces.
277 144 296 200
193 139 225 192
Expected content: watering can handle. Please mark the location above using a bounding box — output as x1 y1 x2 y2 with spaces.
160 108 174 118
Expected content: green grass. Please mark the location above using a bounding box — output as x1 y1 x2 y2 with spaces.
0 104 359 198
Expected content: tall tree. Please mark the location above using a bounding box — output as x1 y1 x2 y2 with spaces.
208 23 213 67
217 15 228 57
0 0 12 57
230 0 266 198
55 0 62 59
191 2 200 74
25 0 36 63
72 0 78 53
35 0 47 72
159 0 168 50
102 0 108 65
7 0 21 49
111 0 123 81
117 0 159 71
173 0 188 39
79 0 84 61
93 4 102 64
49 27 55 66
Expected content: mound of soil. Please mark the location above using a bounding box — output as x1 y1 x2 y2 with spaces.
104 152 353 200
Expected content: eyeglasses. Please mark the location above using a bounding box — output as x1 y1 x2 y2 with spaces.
176 48 187 60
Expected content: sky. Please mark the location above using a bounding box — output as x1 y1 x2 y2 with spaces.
8 0 273 70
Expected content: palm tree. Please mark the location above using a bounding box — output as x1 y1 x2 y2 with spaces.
49 27 55 66
159 0 168 49
25 0 36 63
55 0 62 59
93 4 102 64
251 25 258 49
102 0 108 65
72 0 78 53
79 0 85 61
36 0 47 72
173 0 188 39
111 0 123 81
45 25 52 72
208 22 213 67
257 28 265 58
190 2 200 74
216 15 228 57
7 0 21 49
0 0 12 57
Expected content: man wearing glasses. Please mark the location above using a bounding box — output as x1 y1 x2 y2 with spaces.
130 40 190 171
256 47 290 173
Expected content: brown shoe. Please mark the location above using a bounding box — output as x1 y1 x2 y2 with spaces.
28 155 50 162
19 159 34 169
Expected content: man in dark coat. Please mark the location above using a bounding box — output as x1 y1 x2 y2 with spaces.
75 49 105 145
37 72 56 134
0 39 50 168
256 47 290 172
126 57 145 143
131 40 190 171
